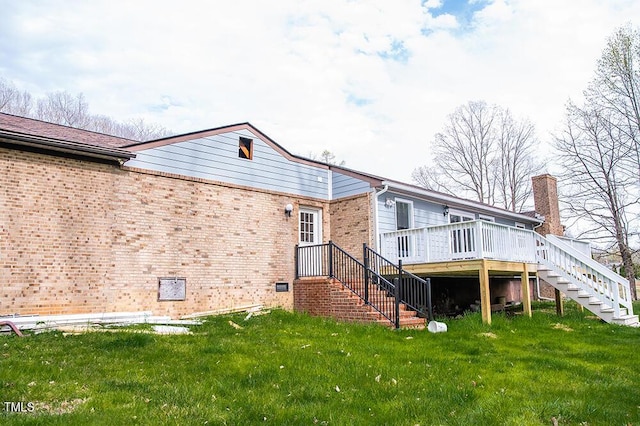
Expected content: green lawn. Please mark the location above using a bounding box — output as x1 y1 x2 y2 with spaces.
1 302 639 425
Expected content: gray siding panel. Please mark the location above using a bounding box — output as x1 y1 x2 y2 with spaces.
125 129 329 199
376 192 532 233
332 171 370 199
378 194 449 235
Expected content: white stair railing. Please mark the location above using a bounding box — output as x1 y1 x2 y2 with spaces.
535 234 634 318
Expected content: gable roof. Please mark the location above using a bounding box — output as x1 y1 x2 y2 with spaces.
0 112 135 149
0 115 542 223
321 162 541 224
0 113 135 162
124 122 334 170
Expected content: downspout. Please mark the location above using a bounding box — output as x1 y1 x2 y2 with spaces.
373 185 389 251
533 220 554 301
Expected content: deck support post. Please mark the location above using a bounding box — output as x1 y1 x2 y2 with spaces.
479 260 491 325
521 263 532 317
554 289 564 317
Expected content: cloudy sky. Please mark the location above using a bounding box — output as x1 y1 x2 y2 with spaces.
1 0 638 182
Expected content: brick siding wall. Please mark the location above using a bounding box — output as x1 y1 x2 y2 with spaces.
329 192 373 256
1 148 332 317
1 148 121 315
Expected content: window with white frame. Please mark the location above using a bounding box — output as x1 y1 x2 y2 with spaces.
395 199 413 230
479 214 495 222
395 199 413 258
449 210 474 224
449 209 474 256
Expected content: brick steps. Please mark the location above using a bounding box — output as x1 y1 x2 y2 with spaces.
294 277 427 329
332 280 426 329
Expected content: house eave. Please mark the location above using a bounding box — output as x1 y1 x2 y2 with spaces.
380 180 543 224
0 130 136 163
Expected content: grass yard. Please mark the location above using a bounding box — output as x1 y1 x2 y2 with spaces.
1 302 640 425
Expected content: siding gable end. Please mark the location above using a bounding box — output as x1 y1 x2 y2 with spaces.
125 127 330 199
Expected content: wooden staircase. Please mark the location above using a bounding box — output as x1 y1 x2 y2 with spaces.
538 268 639 326
536 235 639 327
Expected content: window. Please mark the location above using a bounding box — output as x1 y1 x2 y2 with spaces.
449 210 474 223
299 210 317 243
449 210 474 256
238 137 253 160
395 199 413 258
395 200 413 230
514 222 527 250
479 214 495 222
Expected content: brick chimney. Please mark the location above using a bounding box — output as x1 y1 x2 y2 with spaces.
532 174 563 236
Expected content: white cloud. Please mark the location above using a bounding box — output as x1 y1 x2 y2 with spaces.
1 0 640 181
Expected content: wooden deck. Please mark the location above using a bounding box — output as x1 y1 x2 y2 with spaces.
403 259 536 325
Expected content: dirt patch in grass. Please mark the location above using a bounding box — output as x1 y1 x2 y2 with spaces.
552 323 574 332
33 398 88 415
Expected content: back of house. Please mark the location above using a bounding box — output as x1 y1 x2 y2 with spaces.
0 112 562 323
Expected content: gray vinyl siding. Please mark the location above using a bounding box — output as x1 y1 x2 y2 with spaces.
413 200 448 228
331 171 371 199
377 192 533 234
126 129 329 199
377 193 448 235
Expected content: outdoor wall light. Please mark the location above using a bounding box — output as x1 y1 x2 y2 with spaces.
385 198 396 208
284 203 294 217
443 205 449 216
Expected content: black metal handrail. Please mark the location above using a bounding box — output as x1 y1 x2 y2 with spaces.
296 241 433 328
364 244 433 321
296 241 398 326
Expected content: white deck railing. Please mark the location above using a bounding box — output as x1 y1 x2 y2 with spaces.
380 220 537 264
535 234 633 318
380 221 634 318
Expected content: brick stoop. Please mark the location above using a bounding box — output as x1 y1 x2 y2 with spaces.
293 277 426 329
376 306 427 329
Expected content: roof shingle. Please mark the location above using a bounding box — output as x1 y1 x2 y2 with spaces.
0 112 134 149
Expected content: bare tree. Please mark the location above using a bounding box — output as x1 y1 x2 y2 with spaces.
0 78 32 116
554 25 640 298
35 91 91 128
413 101 541 211
308 150 346 166
431 101 497 204
411 165 450 193
587 24 640 179
0 80 172 141
554 102 638 299
85 114 124 136
122 117 171 141
496 109 542 212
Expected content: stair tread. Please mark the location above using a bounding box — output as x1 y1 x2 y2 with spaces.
613 314 638 320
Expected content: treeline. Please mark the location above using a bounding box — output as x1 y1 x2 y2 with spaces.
0 78 171 141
